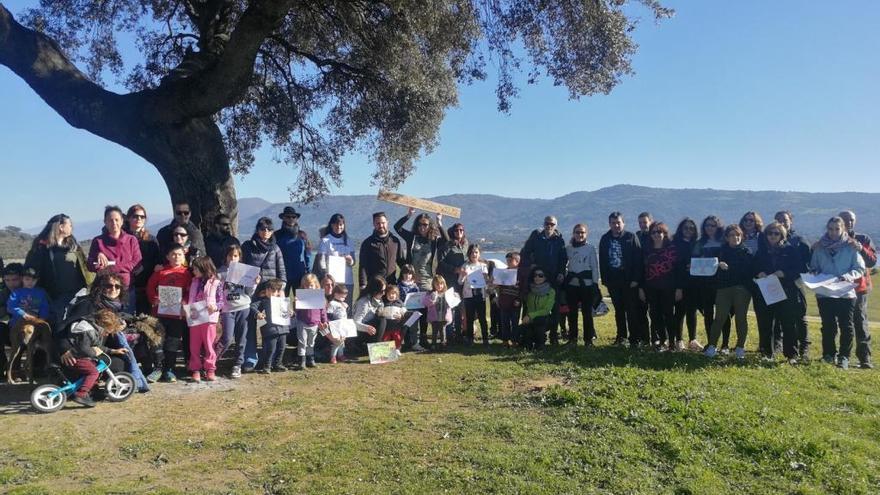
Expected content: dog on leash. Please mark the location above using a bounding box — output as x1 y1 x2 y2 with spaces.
7 318 53 384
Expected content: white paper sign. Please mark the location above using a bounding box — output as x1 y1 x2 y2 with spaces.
327 255 348 284
444 288 461 309
689 257 719 277
295 289 326 310
328 318 358 339
157 286 182 317
404 311 422 328
800 273 840 290
467 266 486 288
403 291 427 309
487 258 507 269
379 306 406 320
270 296 292 326
755 275 787 305
226 261 261 288
493 268 518 286
184 300 219 326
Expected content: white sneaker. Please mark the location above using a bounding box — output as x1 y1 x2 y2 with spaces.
675 340 685 352
688 339 704 351
735 347 745 360
720 347 730 356
230 365 242 379
593 302 610 316
704 345 717 358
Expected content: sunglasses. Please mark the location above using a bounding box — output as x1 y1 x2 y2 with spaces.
176 210 191 216
766 231 782 237
130 214 146 220
574 230 587 234
173 232 188 237
258 227 273 232
533 273 546 278
103 283 122 290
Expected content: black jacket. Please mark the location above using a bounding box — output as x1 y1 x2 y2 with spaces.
358 232 404 288
599 230 643 287
520 229 567 283
157 220 206 256
205 232 241 269
242 236 286 283
753 243 802 297
437 237 467 290
716 243 754 289
131 234 162 289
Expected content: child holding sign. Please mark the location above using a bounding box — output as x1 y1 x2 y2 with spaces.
218 245 258 379
250 279 290 373
186 256 222 383
458 244 489 346
146 244 192 383
294 274 328 370
422 275 452 350
326 284 349 364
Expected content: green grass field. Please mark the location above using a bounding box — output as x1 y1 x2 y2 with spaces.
1 310 878 494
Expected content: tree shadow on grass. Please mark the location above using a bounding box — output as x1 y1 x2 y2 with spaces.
0 382 40 415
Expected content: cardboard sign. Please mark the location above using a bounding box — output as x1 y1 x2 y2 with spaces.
157 286 182 317
377 190 461 218
368 341 400 364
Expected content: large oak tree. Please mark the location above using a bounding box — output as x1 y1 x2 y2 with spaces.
0 0 671 231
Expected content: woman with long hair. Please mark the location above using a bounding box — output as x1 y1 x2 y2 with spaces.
25 213 93 328
124 204 162 314
314 213 356 305
639 222 683 352
692 215 731 353
672 218 700 351
438 222 468 341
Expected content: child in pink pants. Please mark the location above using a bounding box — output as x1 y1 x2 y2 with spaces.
187 256 223 382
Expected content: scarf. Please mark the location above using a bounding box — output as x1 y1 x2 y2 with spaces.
818 232 851 254
251 233 275 252
98 295 123 312
530 281 551 297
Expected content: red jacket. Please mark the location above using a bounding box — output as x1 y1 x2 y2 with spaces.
852 232 877 294
146 265 193 319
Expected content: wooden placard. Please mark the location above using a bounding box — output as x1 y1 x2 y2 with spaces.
376 191 461 218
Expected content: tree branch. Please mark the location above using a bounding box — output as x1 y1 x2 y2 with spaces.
0 3 132 142
145 0 297 122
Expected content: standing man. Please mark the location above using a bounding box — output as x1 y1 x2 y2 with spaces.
275 207 310 294
157 201 206 255
205 214 241 268
840 210 876 369
599 212 645 347
520 215 567 345
359 212 404 292
636 212 653 249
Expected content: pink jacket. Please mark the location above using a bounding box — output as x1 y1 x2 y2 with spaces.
421 291 452 324
88 230 143 288
188 277 224 312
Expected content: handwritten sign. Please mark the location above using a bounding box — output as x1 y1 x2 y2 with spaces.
368 341 400 364
226 262 260 288
270 297 292 326
404 291 427 309
403 311 422 328
295 289 325 310
327 255 348 284
755 275 786 305
690 257 719 277
467 266 487 289
328 319 358 339
157 286 182 317
184 300 219 327
377 190 461 218
444 288 461 309
493 268 518 286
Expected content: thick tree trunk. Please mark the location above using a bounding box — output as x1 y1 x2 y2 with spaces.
119 116 238 235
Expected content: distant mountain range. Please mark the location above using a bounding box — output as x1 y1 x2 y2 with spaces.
10 186 878 259
238 185 879 251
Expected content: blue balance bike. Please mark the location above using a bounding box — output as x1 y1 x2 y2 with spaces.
30 354 136 413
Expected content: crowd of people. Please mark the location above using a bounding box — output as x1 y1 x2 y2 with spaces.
0 201 875 408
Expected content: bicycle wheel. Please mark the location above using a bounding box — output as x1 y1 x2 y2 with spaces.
31 384 67 413
105 372 136 402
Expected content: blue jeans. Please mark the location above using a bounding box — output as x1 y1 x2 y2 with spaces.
498 307 520 341
219 308 251 359
238 316 260 369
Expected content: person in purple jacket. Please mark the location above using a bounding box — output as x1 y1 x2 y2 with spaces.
294 274 328 370
88 205 142 310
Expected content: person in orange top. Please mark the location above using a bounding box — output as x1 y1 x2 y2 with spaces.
146 244 192 383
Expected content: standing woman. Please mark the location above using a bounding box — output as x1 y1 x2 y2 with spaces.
314 214 356 306
88 206 142 311
241 217 286 370
739 212 765 256
563 223 600 346
704 225 754 360
753 222 803 362
395 208 448 348
125 204 161 314
672 218 700 351
25 214 93 328
810 217 865 369
437 223 468 341
638 222 683 352
693 216 730 353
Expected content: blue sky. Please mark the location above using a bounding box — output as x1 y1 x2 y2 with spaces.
1 0 878 229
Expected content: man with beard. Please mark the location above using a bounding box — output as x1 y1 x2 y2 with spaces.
205 214 241 268
359 212 404 293
520 215 568 345
156 201 206 255
274 207 310 296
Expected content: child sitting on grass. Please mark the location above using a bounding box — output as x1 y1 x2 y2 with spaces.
251 278 290 373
